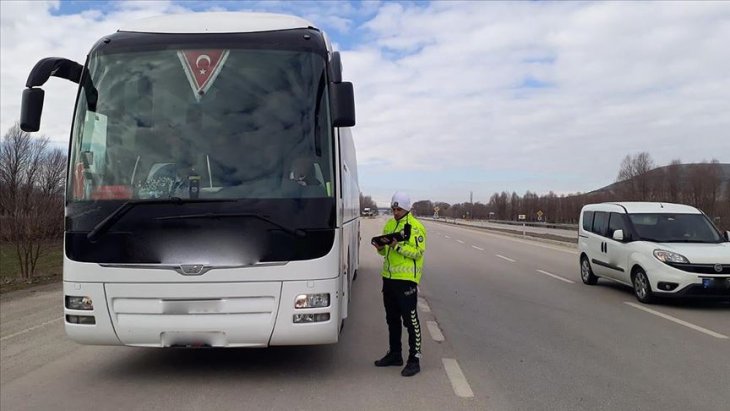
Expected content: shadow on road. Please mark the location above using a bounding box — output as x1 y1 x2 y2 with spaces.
100 345 342 381
593 281 730 309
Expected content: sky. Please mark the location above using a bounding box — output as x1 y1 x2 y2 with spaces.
1 1 729 207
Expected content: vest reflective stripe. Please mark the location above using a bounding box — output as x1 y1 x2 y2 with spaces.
380 214 427 284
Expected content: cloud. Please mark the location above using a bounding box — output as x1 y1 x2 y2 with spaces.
346 1 730 203
1 1 728 206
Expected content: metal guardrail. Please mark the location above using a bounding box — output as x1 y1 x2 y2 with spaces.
429 218 578 231
422 217 578 244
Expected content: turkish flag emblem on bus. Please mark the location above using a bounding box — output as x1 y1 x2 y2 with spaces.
177 50 230 101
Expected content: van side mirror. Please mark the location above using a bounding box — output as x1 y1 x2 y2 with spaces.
612 229 624 242
20 88 45 132
330 82 355 127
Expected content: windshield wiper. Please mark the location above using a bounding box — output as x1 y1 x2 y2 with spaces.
86 198 236 242
155 213 307 238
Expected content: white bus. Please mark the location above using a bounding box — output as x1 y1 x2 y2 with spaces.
20 12 360 347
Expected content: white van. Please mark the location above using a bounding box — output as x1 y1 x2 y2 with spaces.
578 202 730 303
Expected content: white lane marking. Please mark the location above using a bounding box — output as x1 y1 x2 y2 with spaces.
471 245 484 251
456 240 465 244
0 317 63 342
418 298 431 313
442 358 475 398
625 302 729 339
445 235 451 239
426 320 445 342
536 269 575 284
496 254 516 263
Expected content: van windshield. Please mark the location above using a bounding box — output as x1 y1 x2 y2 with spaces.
628 213 722 243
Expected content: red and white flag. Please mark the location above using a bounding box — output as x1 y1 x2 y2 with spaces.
177 50 230 100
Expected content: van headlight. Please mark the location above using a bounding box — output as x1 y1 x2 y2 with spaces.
294 293 330 309
653 250 689 264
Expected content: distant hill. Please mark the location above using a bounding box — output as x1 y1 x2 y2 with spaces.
587 163 730 199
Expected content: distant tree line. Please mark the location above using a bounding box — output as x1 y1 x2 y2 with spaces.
0 123 66 281
408 153 729 231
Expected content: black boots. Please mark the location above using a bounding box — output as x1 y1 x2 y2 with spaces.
374 351 403 367
375 352 420 376
401 359 420 377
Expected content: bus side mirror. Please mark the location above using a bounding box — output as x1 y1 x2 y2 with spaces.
330 82 355 127
20 88 45 132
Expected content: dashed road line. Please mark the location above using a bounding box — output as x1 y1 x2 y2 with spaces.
456 240 465 244
0 317 63 342
442 358 475 398
471 245 484 251
418 298 431 313
426 320 445 342
496 254 516 263
625 302 728 339
536 269 575 284
445 235 451 239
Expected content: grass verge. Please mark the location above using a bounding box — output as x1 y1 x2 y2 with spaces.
0 241 63 294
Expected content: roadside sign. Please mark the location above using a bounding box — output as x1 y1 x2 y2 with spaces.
518 214 526 220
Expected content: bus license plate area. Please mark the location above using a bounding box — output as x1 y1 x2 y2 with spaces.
161 331 226 347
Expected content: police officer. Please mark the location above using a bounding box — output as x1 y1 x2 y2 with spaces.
373 192 427 377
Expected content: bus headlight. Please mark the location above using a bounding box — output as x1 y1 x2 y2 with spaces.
294 293 330 309
65 296 94 310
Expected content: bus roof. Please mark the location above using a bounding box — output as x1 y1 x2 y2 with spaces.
119 12 316 34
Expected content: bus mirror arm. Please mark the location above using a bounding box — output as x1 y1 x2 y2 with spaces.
25 57 83 88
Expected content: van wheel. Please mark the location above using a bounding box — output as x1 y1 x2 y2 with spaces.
580 256 598 285
632 268 656 304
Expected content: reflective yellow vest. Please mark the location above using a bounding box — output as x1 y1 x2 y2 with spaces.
378 213 427 284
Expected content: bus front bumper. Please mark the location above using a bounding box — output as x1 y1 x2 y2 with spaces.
63 278 340 347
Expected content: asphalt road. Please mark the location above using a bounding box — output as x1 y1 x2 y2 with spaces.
433 218 578 240
1 217 728 410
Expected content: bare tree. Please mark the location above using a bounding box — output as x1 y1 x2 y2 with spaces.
359 193 377 211
664 159 683 203
0 123 66 282
616 152 655 200
412 200 434 217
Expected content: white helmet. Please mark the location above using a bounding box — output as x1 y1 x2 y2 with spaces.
391 191 412 211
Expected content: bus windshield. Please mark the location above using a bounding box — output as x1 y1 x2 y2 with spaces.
65 35 337 265
70 47 333 202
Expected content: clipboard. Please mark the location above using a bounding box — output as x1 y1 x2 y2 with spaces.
371 224 411 246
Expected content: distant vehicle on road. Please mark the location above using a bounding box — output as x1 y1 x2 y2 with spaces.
578 202 730 303
362 207 374 217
